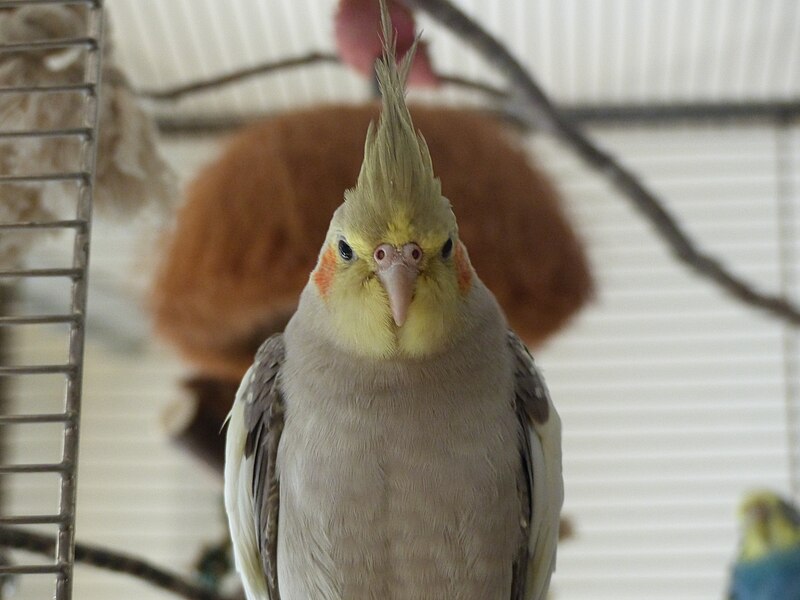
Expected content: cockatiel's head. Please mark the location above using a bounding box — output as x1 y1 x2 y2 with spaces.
737 490 800 562
310 1 474 359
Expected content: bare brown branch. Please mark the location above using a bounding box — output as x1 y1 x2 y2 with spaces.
0 527 240 600
402 0 800 326
136 51 508 103
437 73 507 99
137 52 340 101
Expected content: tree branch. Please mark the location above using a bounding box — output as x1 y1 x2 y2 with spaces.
0 527 239 600
137 52 340 101
437 73 507 100
402 0 800 326
136 51 508 103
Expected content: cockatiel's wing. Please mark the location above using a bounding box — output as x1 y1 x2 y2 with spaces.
224 335 285 600
509 331 564 600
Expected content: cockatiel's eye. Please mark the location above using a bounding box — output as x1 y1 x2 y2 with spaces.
441 237 453 259
338 239 355 262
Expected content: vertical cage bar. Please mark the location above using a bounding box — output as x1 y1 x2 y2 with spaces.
54 2 104 599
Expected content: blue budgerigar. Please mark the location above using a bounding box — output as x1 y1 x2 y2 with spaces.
728 490 800 600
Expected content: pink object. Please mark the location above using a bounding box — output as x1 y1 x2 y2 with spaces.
334 0 440 87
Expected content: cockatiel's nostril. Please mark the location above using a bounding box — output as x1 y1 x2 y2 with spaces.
374 243 394 266
402 242 423 265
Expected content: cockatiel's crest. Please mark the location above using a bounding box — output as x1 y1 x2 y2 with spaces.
318 0 465 358
344 0 452 248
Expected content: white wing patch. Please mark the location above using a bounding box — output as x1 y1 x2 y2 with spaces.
525 395 563 600
224 367 270 600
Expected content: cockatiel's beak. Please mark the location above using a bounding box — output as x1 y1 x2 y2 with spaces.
374 242 423 327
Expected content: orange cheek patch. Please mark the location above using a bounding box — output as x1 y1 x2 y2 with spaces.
313 247 337 299
455 242 473 294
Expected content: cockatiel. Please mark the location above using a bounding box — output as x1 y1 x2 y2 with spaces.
728 491 800 599
223 3 563 598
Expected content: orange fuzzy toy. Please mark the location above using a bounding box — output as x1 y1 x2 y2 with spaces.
150 104 592 380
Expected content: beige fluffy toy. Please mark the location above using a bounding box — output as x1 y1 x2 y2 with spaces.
0 5 176 268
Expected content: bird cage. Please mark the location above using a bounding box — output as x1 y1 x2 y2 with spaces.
0 1 799 600
0 1 103 598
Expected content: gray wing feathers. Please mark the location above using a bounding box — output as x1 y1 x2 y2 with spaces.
245 336 286 600
509 332 550 426
224 334 285 600
511 396 534 600
508 331 564 600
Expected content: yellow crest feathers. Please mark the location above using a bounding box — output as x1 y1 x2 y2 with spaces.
344 0 446 240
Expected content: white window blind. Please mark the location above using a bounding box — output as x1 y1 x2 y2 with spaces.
534 124 800 599
4 124 799 599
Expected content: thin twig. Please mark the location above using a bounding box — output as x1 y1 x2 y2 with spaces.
0 526 239 600
437 73 507 99
403 0 800 326
138 51 340 101
136 50 508 102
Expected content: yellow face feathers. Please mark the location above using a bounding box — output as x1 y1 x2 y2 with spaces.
309 0 473 359
312 214 472 359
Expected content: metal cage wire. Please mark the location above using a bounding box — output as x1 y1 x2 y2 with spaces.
0 0 103 598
